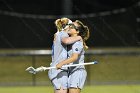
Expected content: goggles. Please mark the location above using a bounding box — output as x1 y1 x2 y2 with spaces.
68 24 79 31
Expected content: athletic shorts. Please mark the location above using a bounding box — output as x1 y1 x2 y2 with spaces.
68 68 87 89
48 69 68 90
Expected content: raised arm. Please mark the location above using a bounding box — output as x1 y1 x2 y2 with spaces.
62 36 82 45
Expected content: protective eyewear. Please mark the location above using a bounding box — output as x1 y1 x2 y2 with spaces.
68 24 79 31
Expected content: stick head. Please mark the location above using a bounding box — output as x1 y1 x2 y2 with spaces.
26 66 37 74
93 61 98 64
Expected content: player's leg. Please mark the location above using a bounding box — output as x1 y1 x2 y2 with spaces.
49 70 68 93
68 68 87 93
69 88 80 93
55 88 68 93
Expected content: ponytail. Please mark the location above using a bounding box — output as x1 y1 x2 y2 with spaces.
55 18 72 31
83 26 90 50
75 20 90 50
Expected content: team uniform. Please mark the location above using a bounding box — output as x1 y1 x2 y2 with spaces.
48 31 69 89
67 41 87 89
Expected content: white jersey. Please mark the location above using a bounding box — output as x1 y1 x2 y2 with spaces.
51 31 69 66
67 41 85 71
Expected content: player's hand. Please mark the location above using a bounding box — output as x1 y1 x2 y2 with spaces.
56 63 63 69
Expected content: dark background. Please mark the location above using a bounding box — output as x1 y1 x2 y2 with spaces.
0 0 140 48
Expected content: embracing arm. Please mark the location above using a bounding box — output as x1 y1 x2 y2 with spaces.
62 36 82 45
56 53 79 69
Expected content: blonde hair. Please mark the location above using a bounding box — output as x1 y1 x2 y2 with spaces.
55 17 71 31
75 20 90 50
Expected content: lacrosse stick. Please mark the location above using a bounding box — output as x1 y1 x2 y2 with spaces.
26 61 98 74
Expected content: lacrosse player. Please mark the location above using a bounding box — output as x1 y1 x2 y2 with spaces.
56 20 90 93
48 18 82 93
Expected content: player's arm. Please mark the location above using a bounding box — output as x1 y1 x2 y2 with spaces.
62 36 82 45
56 53 79 69
56 41 83 69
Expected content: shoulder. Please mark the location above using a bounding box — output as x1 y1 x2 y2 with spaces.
59 31 66 34
74 41 83 45
60 31 68 37
73 41 83 47
72 41 83 53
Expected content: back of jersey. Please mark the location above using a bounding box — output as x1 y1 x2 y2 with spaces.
51 31 68 66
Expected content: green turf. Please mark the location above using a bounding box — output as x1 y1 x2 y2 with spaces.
0 85 140 93
0 48 140 85
0 55 140 85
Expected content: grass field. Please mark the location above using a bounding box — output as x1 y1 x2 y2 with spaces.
0 53 140 85
0 85 140 93
0 47 140 92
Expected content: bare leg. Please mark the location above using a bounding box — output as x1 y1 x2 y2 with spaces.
69 88 81 93
55 87 68 93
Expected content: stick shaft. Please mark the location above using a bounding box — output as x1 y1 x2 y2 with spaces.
38 61 98 71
